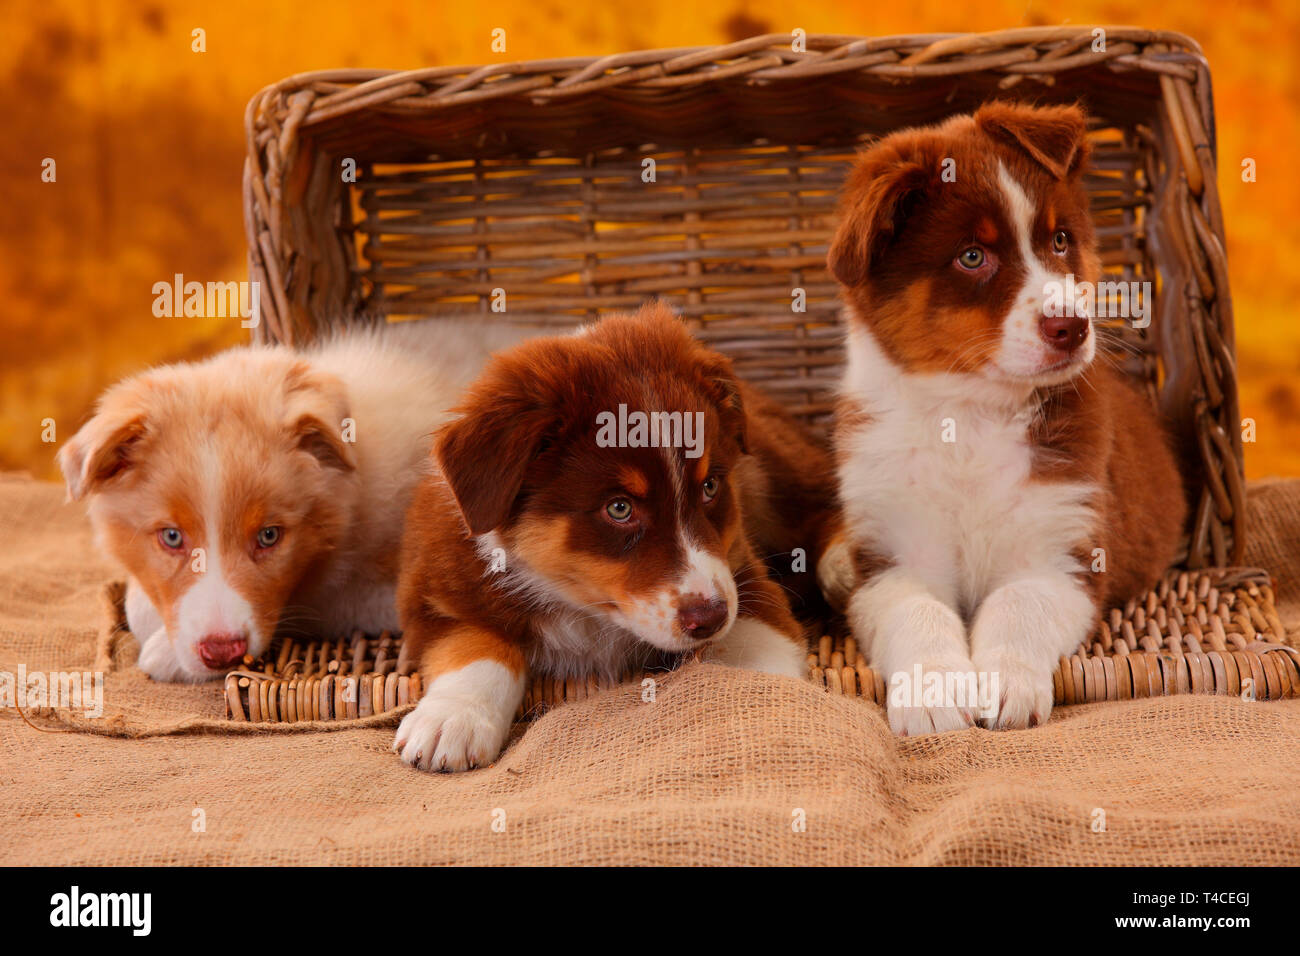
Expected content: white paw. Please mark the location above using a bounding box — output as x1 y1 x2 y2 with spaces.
124 579 164 640
976 654 1053 730
704 617 807 679
887 698 977 737
392 659 524 773
815 535 856 611
394 693 512 772
136 628 187 682
882 660 979 736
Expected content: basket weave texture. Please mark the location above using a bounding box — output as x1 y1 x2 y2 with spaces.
244 28 1244 568
214 569 1298 724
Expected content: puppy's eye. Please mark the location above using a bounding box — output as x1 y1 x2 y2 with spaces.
605 499 633 523
702 477 719 503
1052 230 1068 254
158 528 184 550
256 526 281 549
956 247 985 270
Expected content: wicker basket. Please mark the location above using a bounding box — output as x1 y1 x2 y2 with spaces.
234 29 1273 722
244 27 1243 568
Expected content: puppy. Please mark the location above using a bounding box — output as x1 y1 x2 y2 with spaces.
58 320 537 682
394 302 835 772
827 102 1186 734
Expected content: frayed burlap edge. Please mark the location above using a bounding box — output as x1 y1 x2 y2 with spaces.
0 700 412 739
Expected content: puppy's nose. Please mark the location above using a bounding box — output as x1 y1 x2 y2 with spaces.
677 597 729 641
1038 313 1090 352
196 633 248 670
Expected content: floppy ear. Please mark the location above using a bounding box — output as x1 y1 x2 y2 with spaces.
292 414 356 472
284 362 356 472
57 407 147 502
976 102 1090 180
696 355 748 455
435 365 556 536
827 153 929 287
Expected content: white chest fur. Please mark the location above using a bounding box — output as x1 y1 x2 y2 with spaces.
529 607 653 681
474 532 652 680
838 326 1098 619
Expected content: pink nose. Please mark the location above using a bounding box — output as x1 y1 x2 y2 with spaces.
677 597 729 641
196 634 248 670
1039 313 1090 352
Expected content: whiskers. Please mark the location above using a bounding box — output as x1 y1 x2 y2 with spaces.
1091 324 1145 379
940 329 1005 376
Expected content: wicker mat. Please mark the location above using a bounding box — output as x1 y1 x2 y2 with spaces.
195 568 1294 724
3 472 1300 865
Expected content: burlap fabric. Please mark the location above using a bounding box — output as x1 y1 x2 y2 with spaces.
2 472 1298 865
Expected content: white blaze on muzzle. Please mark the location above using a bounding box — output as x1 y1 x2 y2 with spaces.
992 162 1096 382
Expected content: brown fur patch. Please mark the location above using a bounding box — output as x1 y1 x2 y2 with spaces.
419 623 527 679
617 466 649 499
1027 364 1187 604
399 303 838 691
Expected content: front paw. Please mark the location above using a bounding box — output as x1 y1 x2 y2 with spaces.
887 700 977 736
815 533 857 611
136 628 187 682
883 661 979 736
704 617 807 679
394 694 511 772
975 653 1053 729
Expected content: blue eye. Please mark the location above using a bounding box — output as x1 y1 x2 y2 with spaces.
158 528 183 550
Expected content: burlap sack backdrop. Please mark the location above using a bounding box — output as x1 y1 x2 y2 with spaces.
2 473 1298 865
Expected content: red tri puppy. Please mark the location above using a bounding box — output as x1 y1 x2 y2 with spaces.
394 302 835 772
828 102 1186 734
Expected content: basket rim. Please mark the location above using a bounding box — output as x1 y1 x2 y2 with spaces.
243 27 1207 120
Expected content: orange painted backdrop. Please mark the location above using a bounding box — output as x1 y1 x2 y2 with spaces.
3 0 1297 479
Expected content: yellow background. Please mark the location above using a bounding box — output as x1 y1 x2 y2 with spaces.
2 0 1297 479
